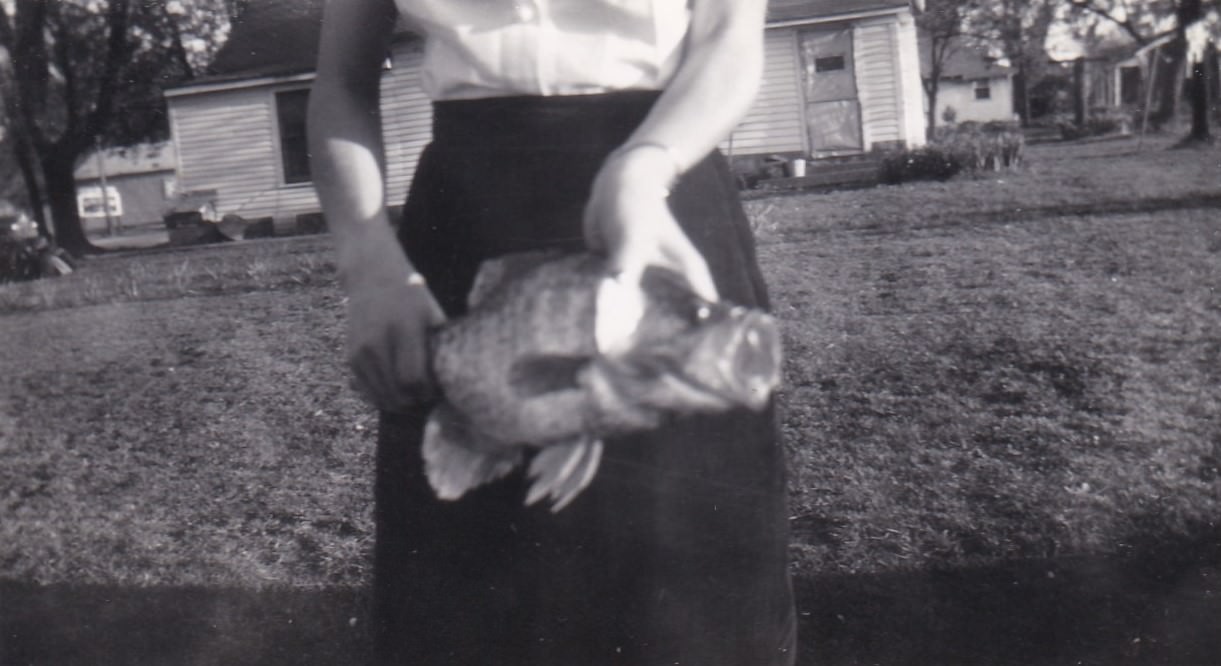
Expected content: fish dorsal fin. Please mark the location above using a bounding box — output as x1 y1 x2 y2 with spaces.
467 251 558 309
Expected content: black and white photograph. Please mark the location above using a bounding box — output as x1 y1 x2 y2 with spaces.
1 0 1219 664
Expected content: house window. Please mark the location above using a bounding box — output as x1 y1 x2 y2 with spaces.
814 55 846 72
974 79 992 100
77 185 122 218
276 89 311 184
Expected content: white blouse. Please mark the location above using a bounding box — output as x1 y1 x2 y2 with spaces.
395 0 691 100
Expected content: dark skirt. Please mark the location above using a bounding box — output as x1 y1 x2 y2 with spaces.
375 91 796 665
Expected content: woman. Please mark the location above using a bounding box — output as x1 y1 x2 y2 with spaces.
308 1 796 663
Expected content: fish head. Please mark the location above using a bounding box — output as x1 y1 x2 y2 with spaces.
669 304 782 410
588 269 783 420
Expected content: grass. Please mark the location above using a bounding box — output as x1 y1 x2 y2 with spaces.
739 136 1221 577
1 134 1219 660
764 205 1220 575
0 235 338 314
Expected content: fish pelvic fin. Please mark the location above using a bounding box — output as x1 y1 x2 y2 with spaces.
422 405 522 501
525 437 604 512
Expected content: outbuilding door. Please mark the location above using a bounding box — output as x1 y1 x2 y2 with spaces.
799 27 863 156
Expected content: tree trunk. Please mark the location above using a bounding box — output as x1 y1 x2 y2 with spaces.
1187 53 1212 142
926 84 940 140
12 134 50 238
1211 46 1221 115
1073 58 1087 126
1150 40 1186 129
1014 66 1030 127
41 150 99 255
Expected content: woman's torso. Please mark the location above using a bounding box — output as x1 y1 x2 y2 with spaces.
395 0 691 99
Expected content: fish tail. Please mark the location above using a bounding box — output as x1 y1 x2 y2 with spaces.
422 405 522 501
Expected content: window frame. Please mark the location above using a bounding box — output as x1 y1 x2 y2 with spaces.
973 78 992 101
273 87 313 186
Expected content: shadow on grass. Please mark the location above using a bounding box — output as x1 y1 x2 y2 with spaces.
798 526 1221 666
3 531 1217 666
0 582 372 666
838 193 1221 239
758 190 1221 237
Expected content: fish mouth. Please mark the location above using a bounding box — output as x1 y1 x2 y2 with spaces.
675 309 782 410
716 310 783 408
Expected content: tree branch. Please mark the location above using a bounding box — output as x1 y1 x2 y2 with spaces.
47 3 78 144
164 8 197 80
1070 0 1150 45
77 0 131 152
12 0 49 149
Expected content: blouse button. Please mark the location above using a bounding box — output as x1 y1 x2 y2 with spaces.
514 1 537 21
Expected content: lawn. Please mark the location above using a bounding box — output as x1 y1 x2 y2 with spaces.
2 134 1219 664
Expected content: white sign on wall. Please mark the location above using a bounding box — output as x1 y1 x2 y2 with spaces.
77 185 123 218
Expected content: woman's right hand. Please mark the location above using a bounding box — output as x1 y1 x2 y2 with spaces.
342 245 447 413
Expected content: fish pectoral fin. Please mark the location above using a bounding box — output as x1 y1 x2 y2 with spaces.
508 355 590 396
525 437 604 512
422 405 522 501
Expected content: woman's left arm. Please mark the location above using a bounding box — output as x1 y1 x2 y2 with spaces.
584 0 768 302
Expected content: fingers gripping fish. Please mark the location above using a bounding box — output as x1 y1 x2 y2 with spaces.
422 251 782 511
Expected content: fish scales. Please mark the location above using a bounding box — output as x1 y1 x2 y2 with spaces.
422 251 782 511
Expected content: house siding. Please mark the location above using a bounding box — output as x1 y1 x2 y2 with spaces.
725 28 805 156
381 42 434 205
172 8 928 199
170 86 311 220
930 76 1015 124
167 41 433 223
854 17 903 150
726 10 924 159
894 11 928 147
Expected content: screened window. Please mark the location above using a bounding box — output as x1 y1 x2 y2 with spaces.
276 89 311 184
814 55 846 72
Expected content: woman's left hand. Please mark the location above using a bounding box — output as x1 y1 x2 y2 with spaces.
582 146 718 303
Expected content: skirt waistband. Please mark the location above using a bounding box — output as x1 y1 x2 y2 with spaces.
430 90 661 151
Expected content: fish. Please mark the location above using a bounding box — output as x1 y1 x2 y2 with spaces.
422 250 782 511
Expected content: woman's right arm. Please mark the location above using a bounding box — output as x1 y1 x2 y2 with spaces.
309 0 445 411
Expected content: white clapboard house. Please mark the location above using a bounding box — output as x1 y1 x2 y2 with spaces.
920 37 1016 128
164 0 926 224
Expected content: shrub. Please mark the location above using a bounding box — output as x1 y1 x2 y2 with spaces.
1057 107 1135 140
933 121 1026 171
877 145 965 184
879 121 1024 184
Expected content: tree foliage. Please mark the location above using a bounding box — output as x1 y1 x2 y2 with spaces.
918 0 983 137
1066 0 1220 139
1068 0 1179 44
0 0 231 253
970 0 1060 125
919 0 1060 126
